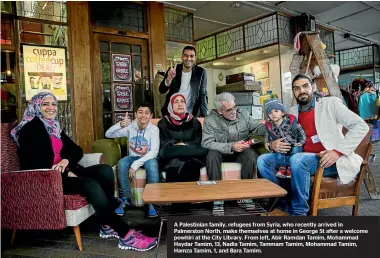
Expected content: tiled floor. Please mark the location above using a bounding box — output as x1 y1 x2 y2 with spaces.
2 143 379 258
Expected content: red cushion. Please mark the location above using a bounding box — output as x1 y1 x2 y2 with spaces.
64 194 89 210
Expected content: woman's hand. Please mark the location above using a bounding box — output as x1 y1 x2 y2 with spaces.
52 159 69 173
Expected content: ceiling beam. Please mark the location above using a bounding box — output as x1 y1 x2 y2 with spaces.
194 16 232 26
327 7 372 24
362 1 380 12
255 1 379 45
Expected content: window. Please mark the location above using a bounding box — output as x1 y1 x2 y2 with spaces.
1 18 12 45
91 2 145 32
16 1 67 23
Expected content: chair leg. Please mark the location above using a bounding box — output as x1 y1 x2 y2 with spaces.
352 205 359 216
10 229 16 246
73 226 83 251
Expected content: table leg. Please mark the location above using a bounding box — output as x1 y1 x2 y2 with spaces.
155 218 164 258
267 197 279 216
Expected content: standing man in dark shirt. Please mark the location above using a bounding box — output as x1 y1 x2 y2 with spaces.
159 46 208 117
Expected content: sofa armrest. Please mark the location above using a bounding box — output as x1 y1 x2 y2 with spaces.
78 153 104 167
1 169 66 230
92 139 121 167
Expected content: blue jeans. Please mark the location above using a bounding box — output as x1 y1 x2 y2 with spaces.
257 152 338 216
273 146 303 167
117 156 159 199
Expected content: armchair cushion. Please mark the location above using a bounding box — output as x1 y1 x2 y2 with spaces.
78 153 104 167
64 194 89 210
310 176 356 199
1 169 66 230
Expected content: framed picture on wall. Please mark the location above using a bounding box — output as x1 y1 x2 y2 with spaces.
253 62 269 80
112 54 132 82
114 112 133 124
112 83 133 111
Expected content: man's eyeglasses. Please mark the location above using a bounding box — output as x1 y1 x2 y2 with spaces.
222 105 238 114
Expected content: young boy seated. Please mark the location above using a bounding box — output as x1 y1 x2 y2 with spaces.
264 98 306 178
105 104 159 217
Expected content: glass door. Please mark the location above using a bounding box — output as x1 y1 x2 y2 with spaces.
93 34 149 138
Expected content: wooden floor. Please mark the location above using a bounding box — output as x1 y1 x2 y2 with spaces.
2 143 379 258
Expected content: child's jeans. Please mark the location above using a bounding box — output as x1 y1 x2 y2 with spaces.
274 146 303 167
116 156 159 199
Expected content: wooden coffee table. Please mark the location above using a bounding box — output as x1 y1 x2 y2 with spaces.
143 179 287 257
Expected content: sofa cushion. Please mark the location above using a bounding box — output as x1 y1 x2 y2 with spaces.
64 194 89 210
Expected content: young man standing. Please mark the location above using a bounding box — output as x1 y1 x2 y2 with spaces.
257 74 369 216
105 104 160 218
159 46 208 117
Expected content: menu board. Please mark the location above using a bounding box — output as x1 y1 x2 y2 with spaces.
23 44 67 100
114 112 133 123
112 54 132 82
112 84 133 111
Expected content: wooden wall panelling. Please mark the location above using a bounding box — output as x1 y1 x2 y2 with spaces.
148 2 166 117
67 2 94 152
148 2 166 80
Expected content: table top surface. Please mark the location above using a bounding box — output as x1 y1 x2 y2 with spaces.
143 179 287 204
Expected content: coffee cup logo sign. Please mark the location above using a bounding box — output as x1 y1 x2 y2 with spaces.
112 54 132 82
113 84 133 111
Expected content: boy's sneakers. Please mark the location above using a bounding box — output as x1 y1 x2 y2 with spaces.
118 229 157 251
237 199 256 210
99 225 119 239
276 166 291 178
115 197 131 216
212 201 224 216
146 204 158 218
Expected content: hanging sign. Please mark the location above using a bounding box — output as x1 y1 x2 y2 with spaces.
112 84 133 111
23 44 67 100
114 112 133 124
112 54 132 82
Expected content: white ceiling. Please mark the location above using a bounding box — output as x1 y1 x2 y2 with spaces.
164 1 380 50
201 44 293 70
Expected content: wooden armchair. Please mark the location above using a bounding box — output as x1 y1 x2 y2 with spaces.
310 125 373 216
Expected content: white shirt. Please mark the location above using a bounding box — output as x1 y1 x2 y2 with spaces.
178 71 192 112
165 70 193 112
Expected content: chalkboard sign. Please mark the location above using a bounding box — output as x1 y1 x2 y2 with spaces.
112 84 133 111
112 54 132 82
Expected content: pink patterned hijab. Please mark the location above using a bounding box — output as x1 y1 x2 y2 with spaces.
11 92 61 145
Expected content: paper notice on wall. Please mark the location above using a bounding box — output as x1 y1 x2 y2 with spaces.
23 45 67 101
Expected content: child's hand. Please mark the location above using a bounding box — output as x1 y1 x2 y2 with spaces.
120 112 131 128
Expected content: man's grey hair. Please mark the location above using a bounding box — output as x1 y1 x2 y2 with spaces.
214 92 235 110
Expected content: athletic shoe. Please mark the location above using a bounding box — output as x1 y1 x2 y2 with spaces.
115 197 130 216
276 166 287 178
99 225 119 239
147 204 158 218
118 229 157 251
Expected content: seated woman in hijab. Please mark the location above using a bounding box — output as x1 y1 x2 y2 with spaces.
10 92 156 252
158 93 207 184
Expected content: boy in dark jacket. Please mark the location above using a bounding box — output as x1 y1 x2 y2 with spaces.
263 98 306 178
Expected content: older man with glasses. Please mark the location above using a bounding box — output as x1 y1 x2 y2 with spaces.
201 92 266 215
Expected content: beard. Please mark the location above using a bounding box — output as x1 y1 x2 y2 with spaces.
295 93 313 105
